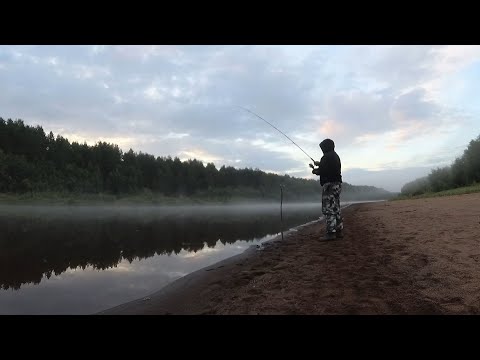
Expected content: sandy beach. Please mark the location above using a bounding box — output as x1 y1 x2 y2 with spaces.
100 193 480 315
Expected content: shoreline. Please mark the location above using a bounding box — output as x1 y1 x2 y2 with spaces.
97 204 356 315
99 193 480 315
97 209 325 315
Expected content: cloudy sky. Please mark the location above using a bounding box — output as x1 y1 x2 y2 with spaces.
1 45 479 192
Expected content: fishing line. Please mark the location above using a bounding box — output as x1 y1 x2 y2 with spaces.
236 106 315 163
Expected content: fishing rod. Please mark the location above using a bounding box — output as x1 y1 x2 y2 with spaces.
237 106 315 163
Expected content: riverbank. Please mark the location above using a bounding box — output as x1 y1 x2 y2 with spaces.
99 192 480 314
394 183 480 200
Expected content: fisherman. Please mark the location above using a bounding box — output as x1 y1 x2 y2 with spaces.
310 138 343 241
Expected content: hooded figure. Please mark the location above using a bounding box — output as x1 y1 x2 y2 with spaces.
311 138 343 240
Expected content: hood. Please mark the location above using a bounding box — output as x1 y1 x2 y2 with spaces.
320 138 335 154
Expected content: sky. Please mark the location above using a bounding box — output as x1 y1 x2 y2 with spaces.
0 45 479 192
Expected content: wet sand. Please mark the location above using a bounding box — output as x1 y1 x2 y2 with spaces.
99 193 480 315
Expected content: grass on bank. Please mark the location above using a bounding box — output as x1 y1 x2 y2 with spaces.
393 183 480 201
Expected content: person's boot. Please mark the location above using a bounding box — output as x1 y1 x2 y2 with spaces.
320 232 337 241
336 230 344 238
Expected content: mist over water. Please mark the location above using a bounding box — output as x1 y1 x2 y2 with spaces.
0 202 341 314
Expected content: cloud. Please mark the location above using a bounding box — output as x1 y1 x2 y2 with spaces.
1 45 479 191
179 149 222 163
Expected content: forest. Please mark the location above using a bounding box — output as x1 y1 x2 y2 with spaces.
401 134 480 196
0 118 393 202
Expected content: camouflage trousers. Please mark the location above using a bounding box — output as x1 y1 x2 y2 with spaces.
322 182 343 234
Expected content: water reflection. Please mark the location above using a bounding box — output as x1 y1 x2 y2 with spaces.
0 203 324 313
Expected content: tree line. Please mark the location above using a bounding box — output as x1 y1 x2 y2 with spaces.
401 134 480 196
0 117 392 201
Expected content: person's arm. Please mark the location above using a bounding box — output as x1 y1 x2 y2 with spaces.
316 156 326 176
